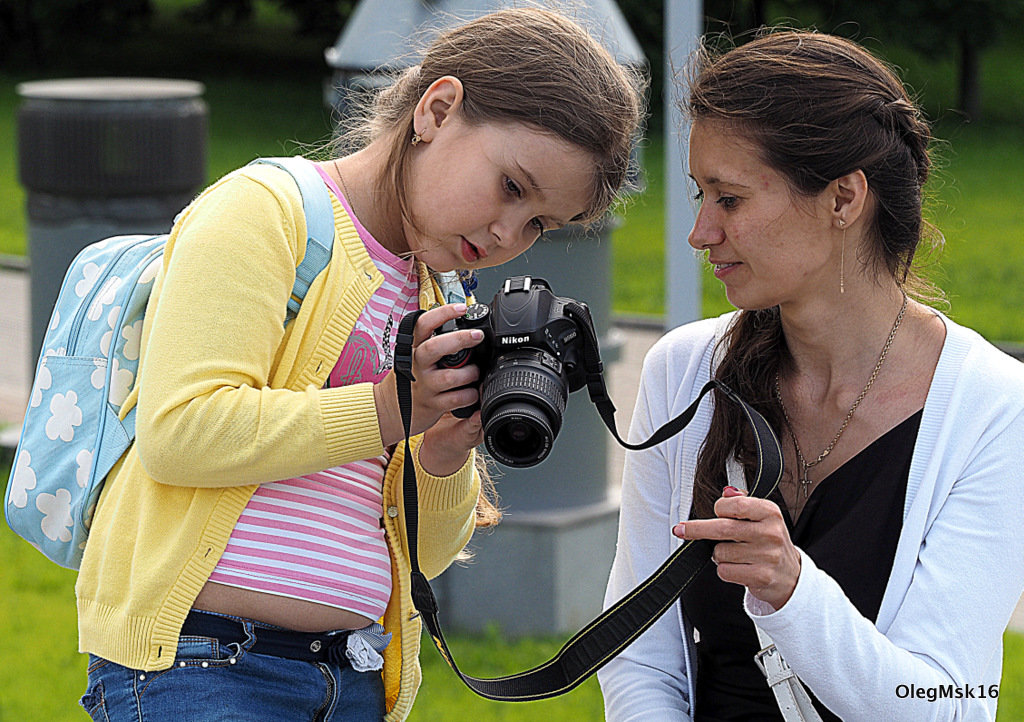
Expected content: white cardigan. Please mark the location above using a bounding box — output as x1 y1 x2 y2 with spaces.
599 311 1024 721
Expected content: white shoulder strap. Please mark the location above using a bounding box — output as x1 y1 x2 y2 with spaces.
753 626 824 722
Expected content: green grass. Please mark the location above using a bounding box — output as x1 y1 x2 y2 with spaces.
3 509 1024 720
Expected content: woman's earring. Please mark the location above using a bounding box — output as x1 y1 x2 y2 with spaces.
411 131 423 146
838 219 847 294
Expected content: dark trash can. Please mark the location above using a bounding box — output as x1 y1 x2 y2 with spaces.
17 77 207 365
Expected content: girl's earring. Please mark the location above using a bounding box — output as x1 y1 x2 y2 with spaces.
411 131 423 146
838 219 847 294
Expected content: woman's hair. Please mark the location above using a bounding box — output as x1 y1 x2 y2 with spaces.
332 6 647 229
684 30 937 517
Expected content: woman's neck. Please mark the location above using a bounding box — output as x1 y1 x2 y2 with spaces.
778 281 908 393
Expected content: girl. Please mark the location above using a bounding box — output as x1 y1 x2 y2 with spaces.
76 8 645 721
599 30 1024 720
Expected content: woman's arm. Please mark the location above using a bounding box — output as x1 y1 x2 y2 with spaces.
748 405 1024 720
599 336 699 721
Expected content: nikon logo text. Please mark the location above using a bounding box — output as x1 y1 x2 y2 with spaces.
501 335 531 345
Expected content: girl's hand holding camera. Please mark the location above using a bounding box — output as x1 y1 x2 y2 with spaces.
674 486 802 610
374 303 486 473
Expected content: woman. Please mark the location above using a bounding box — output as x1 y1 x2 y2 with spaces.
599 30 1024 721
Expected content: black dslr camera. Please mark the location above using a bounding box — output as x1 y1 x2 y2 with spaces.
437 276 595 468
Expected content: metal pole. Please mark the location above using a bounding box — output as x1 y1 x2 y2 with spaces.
665 0 703 330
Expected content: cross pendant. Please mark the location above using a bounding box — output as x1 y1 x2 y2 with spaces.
799 467 813 499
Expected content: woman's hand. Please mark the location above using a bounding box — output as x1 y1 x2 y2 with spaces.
374 303 484 448
673 486 802 609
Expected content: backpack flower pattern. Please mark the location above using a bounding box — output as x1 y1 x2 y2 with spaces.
6 234 165 567
4 157 336 569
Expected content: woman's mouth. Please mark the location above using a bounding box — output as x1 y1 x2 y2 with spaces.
712 261 740 279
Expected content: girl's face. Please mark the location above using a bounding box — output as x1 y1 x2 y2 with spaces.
686 120 836 311
401 117 596 272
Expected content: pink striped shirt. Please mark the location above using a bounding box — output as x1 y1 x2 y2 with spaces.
207 167 420 619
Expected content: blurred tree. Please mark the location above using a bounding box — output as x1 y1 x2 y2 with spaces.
1 0 152 65
182 0 254 26
181 0 356 38
276 0 356 37
0 0 355 67
812 0 1024 120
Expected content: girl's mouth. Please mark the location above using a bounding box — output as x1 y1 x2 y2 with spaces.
461 238 484 263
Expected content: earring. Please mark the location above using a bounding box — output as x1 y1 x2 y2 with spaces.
838 219 847 294
411 131 422 146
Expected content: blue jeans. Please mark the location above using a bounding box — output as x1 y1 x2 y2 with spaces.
79 617 386 721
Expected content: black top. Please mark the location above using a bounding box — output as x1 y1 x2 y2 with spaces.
680 410 922 721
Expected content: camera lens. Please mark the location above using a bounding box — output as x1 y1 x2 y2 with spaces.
507 421 533 443
485 404 553 466
479 349 568 468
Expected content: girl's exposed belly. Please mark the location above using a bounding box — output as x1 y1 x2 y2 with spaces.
193 581 377 631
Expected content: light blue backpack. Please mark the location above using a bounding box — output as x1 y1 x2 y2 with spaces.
4 157 334 569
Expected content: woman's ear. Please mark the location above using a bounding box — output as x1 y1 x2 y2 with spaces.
412 76 465 143
830 169 869 227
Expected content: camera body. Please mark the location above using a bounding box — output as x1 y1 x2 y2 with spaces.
437 276 590 467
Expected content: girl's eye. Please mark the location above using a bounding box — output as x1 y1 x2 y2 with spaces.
717 195 738 210
692 189 705 205
505 177 523 197
531 218 545 235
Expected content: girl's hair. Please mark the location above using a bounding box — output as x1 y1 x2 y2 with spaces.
331 7 646 528
684 30 937 517
332 6 647 229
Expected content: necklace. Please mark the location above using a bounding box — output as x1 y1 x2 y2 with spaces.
775 293 908 499
332 159 354 204
331 160 419 371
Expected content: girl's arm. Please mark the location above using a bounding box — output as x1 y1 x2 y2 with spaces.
135 168 383 486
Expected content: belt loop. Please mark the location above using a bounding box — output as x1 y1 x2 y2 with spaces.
240 619 258 652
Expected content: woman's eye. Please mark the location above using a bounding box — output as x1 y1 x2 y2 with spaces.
717 195 738 210
505 177 523 197
692 189 705 205
531 218 545 235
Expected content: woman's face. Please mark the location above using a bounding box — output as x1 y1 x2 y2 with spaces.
687 120 837 311
401 116 595 273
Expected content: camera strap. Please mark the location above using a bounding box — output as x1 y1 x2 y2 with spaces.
393 309 783 701
565 301 720 452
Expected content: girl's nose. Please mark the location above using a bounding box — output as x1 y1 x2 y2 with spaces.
490 214 529 250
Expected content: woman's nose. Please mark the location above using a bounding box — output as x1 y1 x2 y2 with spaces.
687 205 723 250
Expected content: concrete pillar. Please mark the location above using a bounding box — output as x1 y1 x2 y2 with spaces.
665 0 703 330
439 222 622 635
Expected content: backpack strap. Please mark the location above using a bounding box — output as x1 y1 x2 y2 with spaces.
247 157 334 325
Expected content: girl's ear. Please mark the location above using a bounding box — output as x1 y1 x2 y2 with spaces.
830 169 869 227
413 76 465 143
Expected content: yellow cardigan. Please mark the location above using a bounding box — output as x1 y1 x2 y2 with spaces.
75 163 480 720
